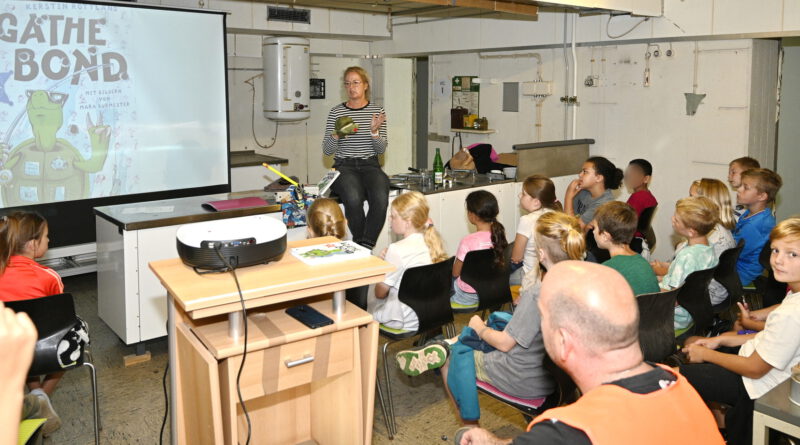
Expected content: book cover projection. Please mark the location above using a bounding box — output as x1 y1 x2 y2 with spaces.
0 1 229 208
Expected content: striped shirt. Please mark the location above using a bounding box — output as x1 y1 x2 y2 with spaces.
322 102 388 159
0 255 64 302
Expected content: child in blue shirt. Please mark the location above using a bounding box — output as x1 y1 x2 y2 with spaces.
734 168 783 286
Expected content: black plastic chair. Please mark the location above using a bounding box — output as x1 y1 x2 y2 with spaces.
585 229 611 264
675 267 717 344
711 240 745 314
637 288 679 363
630 205 657 254
452 249 513 314
378 257 456 438
7 293 99 445
476 354 578 424
754 240 788 307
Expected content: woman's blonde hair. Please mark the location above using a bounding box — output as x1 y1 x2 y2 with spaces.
344 66 371 102
391 191 448 263
534 212 586 264
693 178 736 230
675 196 719 237
307 198 347 240
770 216 800 244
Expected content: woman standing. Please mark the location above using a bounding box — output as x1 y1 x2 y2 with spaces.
323 66 389 250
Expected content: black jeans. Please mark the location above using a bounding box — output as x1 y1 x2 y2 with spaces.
331 157 390 249
681 359 754 445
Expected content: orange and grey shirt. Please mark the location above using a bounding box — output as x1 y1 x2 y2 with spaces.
0 255 63 302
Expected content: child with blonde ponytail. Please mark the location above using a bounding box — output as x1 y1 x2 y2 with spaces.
521 211 587 291
372 191 448 330
306 198 347 239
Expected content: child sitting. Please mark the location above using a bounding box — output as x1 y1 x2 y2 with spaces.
591 201 660 296
654 197 719 331
452 190 508 307
727 156 760 220
0 211 84 436
734 168 783 287
624 158 658 220
681 216 800 445
509 175 561 286
395 212 585 424
371 191 448 331
0 212 63 301
565 156 623 232
306 198 347 240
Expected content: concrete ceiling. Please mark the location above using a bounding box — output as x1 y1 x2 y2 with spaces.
256 0 660 21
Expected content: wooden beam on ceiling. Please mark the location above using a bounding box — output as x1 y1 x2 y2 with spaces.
402 0 538 16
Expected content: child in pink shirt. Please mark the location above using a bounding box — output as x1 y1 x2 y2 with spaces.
452 190 508 305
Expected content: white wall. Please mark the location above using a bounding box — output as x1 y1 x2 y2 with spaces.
777 39 800 220
426 40 765 260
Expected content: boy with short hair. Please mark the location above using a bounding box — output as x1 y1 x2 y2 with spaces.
728 157 760 190
625 159 658 219
734 168 783 286
592 201 660 296
728 157 760 220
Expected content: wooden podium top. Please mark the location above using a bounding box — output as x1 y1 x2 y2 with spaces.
149 236 394 319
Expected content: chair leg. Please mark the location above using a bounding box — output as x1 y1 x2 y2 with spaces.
83 361 100 445
375 380 393 439
382 340 397 436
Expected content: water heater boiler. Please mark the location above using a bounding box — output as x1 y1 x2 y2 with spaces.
262 36 310 121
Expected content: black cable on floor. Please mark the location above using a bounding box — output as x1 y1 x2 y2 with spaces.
159 357 169 445
214 247 252 445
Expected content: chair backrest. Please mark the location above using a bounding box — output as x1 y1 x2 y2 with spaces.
541 354 579 408
460 249 512 311
397 257 455 333
636 288 678 363
6 293 83 376
757 240 788 306
712 240 745 311
585 229 610 264
6 293 77 339
637 206 657 234
675 267 716 336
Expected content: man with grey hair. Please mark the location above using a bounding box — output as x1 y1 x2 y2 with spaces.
458 261 723 445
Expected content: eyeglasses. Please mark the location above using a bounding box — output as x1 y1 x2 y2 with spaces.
343 81 363 87
26 90 69 105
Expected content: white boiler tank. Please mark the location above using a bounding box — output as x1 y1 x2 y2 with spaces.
262 36 310 121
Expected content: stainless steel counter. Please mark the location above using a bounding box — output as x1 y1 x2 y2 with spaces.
95 173 513 232
94 190 281 231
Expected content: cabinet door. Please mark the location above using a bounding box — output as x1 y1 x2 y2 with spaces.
175 322 224 445
437 187 475 256
484 183 518 243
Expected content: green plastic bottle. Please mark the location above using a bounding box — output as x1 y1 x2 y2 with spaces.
433 148 444 185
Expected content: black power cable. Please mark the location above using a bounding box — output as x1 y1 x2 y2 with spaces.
159 356 169 445
214 246 252 445
159 247 253 445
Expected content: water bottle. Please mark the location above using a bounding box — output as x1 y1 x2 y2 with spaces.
433 148 444 185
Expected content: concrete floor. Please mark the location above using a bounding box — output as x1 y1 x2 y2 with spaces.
46 273 526 444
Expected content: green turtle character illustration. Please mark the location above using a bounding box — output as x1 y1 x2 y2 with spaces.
301 247 344 258
0 90 111 206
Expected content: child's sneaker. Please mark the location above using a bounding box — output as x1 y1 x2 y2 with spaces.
29 389 61 437
396 340 449 376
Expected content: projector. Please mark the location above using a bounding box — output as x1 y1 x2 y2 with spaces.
176 215 287 271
